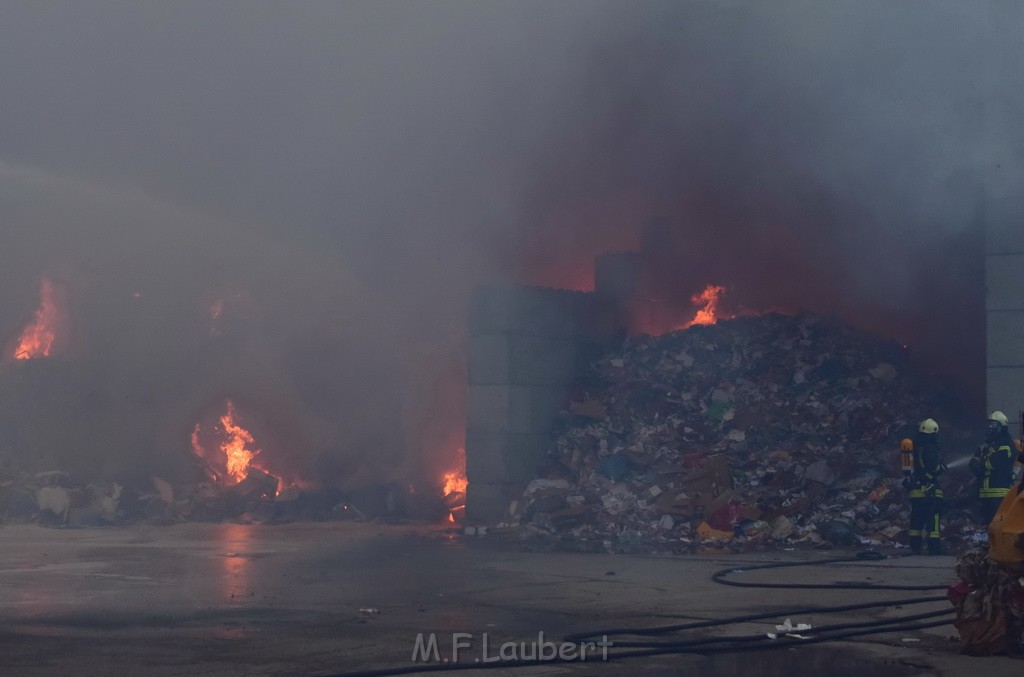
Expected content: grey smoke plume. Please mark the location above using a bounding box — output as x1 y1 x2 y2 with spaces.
0 163 409 486
0 1 1020 484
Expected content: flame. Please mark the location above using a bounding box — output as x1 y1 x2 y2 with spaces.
14 278 61 360
219 401 257 483
192 400 261 485
441 447 468 524
631 284 786 337
443 469 468 497
680 284 729 329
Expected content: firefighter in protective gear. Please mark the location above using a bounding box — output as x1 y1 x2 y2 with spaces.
970 411 1015 525
901 418 945 555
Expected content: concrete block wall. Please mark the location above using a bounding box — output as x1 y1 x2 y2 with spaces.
468 285 618 340
465 286 616 522
986 195 1024 438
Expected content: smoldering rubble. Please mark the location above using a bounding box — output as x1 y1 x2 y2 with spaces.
1 465 450 528
491 313 987 553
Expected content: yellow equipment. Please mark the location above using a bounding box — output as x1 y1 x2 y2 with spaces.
988 410 1024 569
988 492 1024 569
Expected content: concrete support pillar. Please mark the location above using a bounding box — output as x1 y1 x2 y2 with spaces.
986 195 1024 438
464 285 615 523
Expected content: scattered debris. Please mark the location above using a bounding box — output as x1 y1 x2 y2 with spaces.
767 618 813 640
0 468 443 527
36 486 70 519
949 550 1024 655
152 476 174 504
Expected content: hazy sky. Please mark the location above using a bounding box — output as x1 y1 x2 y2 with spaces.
0 1 1020 481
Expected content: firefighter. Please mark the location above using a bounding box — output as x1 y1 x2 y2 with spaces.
969 411 1015 526
901 418 945 555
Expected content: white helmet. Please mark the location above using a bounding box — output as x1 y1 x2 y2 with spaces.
919 418 939 434
989 411 1009 427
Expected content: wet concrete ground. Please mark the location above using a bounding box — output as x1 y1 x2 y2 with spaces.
0 522 1018 676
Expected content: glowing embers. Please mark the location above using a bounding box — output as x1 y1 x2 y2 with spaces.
13 277 66 360
208 298 226 337
192 400 278 496
679 284 732 330
441 447 468 524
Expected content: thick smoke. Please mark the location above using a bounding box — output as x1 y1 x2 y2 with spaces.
0 163 408 486
0 2 1020 485
514 2 1023 403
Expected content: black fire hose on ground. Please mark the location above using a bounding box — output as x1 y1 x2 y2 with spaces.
709 549 947 591
322 551 954 677
563 593 949 644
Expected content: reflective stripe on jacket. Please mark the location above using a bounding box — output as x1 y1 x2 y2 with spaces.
979 443 1014 498
909 487 944 499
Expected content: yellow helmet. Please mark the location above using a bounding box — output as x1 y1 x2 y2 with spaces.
989 411 1009 427
919 418 939 434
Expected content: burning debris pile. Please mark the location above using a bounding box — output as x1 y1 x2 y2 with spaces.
191 400 277 491
441 448 469 524
498 313 977 553
0 397 456 527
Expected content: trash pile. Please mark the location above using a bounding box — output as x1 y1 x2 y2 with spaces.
499 313 977 553
949 550 1024 655
943 511 992 553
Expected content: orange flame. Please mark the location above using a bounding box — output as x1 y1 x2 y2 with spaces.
14 278 61 360
442 447 468 524
443 469 468 497
680 284 730 329
220 401 257 483
192 401 261 485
